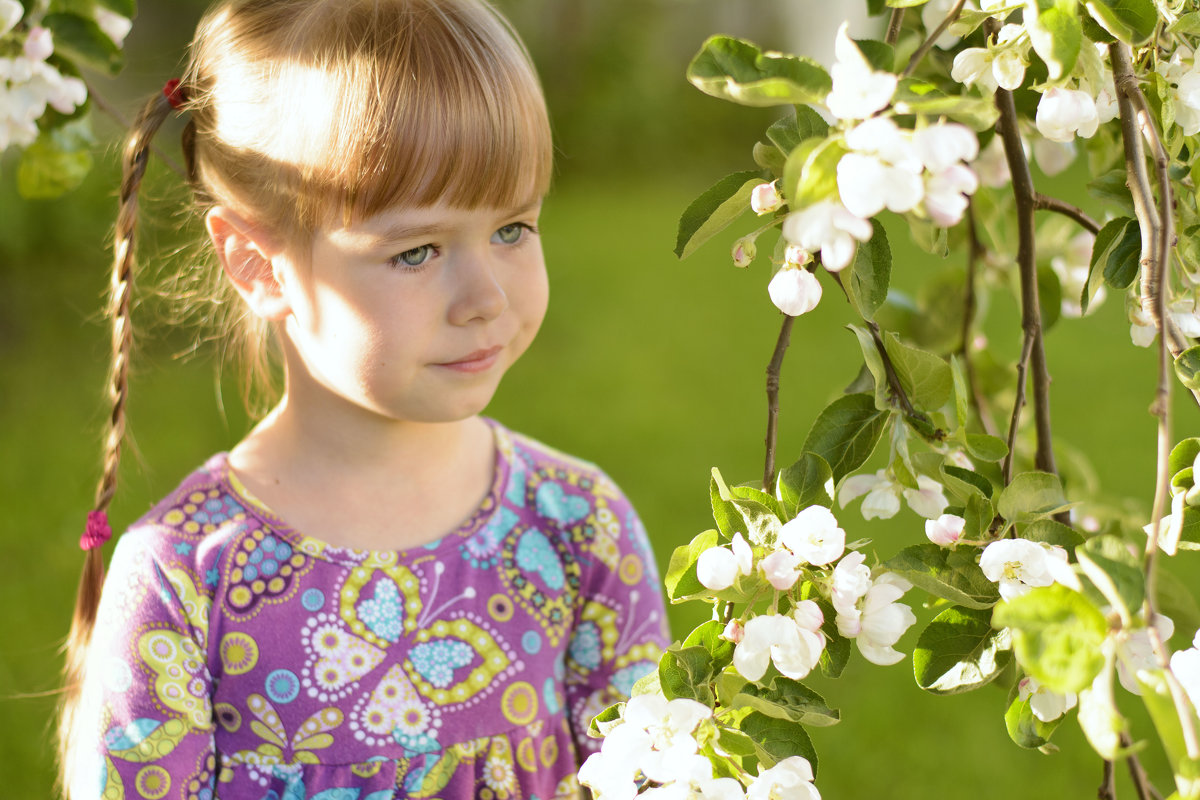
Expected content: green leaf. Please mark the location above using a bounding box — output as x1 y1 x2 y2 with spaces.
881 333 954 413
1078 534 1144 617
787 137 847 209
664 529 720 603
1083 0 1158 45
1082 217 1132 314
951 355 969 430
659 646 716 706
675 170 763 259
587 702 625 738
1170 11 1200 35
997 471 1072 523
1170 438 1200 477
1023 519 1085 551
710 471 743 540
767 106 828 156
1026 1 1082 81
942 464 994 501
1138 670 1200 793
97 0 136 19
16 127 94 199
848 219 892 321
1005 693 1065 749
914 605 1012 694
884 543 1001 609
42 12 124 74
993 584 1108 694
730 677 841 727
1038 264 1062 332
688 36 833 107
855 39 895 73
741 711 819 773
728 484 785 543
1087 170 1135 214
847 324 889 412
1102 218 1142 290
801 393 890 483
964 433 1009 463
964 492 995 540
1175 347 1200 392
684 620 736 673
893 78 1000 130
777 452 834 516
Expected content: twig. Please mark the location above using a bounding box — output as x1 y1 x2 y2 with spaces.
886 8 906 46
1097 756 1115 800
903 0 967 77
989 19 1058 480
763 314 796 492
1001 335 1035 484
961 203 1000 437
866 320 943 441
86 81 188 180
1120 732 1162 800
1111 41 1200 763
1034 193 1102 236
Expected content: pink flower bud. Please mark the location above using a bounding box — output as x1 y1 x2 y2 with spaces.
925 513 965 546
750 181 783 215
721 619 745 644
732 236 756 268
24 26 53 62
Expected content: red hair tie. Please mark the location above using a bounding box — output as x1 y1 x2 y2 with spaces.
163 78 188 111
80 510 113 551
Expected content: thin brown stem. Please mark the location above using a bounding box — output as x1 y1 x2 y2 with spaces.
1002 335 1035 484
961 203 1000 437
903 0 967 77
989 17 1058 480
1111 41 1200 763
764 315 796 492
867 321 942 441
1034 193 1102 236
85 81 187 180
886 8 906 46
1120 733 1161 800
1098 756 1116 800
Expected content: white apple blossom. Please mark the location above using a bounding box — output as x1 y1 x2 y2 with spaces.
24 26 53 62
1031 136 1077 176
837 117 924 219
1036 88 1100 142
923 164 979 227
831 551 917 665
732 236 755 268
1170 628 1200 712
1051 231 1101 318
697 532 753 591
0 54 88 151
971 135 1011 188
639 755 746 800
94 8 133 47
951 25 1028 92
1018 676 1078 722
839 469 902 520
751 181 783 216
779 505 846 566
979 539 1071 601
1170 296 1200 338
903 475 950 519
768 267 823 316
1115 615 1175 694
759 548 803 591
952 48 998 92
1158 49 1200 135
0 0 22 36
925 513 965 547
781 200 872 272
1129 300 1158 348
733 604 826 681
913 122 979 175
746 756 821 800
826 22 897 121
624 694 711 784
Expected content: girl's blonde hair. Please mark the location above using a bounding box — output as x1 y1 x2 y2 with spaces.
59 1 552 793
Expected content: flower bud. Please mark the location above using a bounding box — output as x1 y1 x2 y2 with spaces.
0 0 21 37
925 513 965 546
750 180 783 215
783 244 811 268
720 619 745 644
768 267 822 316
1035 88 1100 142
24 26 53 62
731 236 756 268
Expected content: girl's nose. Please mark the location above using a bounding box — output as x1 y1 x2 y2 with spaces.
448 254 509 325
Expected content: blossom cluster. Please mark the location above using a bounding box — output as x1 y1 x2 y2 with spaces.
578 694 821 800
0 0 130 153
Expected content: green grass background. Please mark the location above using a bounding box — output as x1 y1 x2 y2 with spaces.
3 2 1199 798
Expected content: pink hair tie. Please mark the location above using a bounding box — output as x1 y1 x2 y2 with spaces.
163 78 188 111
80 510 113 551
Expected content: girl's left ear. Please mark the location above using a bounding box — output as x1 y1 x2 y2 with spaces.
206 207 291 321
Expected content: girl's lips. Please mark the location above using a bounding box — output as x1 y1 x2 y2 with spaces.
435 345 504 373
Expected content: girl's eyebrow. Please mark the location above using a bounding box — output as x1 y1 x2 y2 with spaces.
373 201 543 245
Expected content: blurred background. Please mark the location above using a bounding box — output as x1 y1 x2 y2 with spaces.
2 0 1194 797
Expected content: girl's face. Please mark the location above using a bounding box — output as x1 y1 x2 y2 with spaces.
271 199 548 427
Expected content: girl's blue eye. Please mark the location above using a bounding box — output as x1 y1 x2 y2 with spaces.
390 244 434 269
494 222 534 245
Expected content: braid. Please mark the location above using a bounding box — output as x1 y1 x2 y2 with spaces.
57 90 175 799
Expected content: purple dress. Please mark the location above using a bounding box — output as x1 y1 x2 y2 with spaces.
78 422 669 799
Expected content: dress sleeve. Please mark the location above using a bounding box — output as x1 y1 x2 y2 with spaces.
71 527 218 800
563 474 670 760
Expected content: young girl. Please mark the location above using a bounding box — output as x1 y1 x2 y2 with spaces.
59 1 668 798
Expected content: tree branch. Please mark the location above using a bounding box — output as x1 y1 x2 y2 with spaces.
903 0 967 77
1034 193 1102 235
1097 756 1115 800
763 314 796 492
1111 41 1200 763
961 203 1000 437
886 8 906 46
866 320 943 440
989 18 1058 480
1120 732 1162 800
